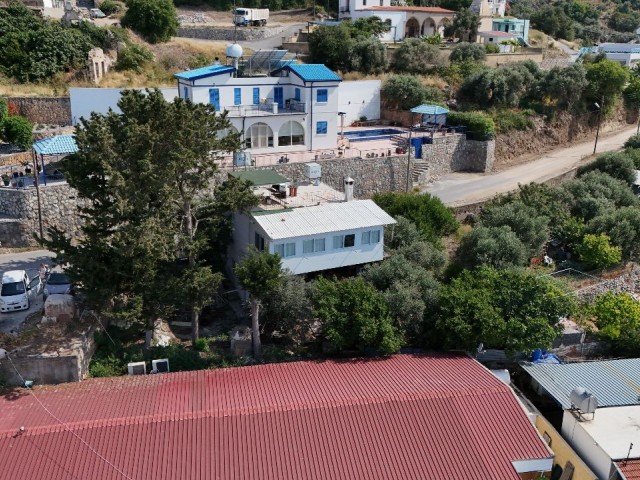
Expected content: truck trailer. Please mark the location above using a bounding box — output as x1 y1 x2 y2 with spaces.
233 8 269 26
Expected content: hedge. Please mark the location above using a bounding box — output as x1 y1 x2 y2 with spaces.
446 111 496 141
3 116 34 150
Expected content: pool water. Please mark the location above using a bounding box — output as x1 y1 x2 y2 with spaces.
342 128 404 142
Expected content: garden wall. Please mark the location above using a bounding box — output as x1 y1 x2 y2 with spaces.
176 25 285 41
417 134 495 182
3 96 71 126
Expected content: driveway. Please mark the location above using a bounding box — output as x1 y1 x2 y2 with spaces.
0 250 55 334
424 125 639 206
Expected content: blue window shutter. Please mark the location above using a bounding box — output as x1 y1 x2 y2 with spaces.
294 88 301 101
209 88 220 111
317 89 328 102
316 121 328 134
234 88 241 106
253 87 260 105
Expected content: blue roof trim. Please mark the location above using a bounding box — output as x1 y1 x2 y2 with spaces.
174 65 236 81
283 64 342 82
33 135 78 156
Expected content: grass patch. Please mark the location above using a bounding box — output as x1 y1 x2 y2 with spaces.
492 109 534 133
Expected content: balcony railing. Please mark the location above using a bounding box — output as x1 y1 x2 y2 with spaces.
225 100 306 117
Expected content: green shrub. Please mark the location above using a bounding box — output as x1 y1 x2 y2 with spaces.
89 354 127 377
485 43 500 54
0 99 7 127
121 0 178 43
576 233 622 269
577 151 636 185
492 109 534 133
99 0 122 15
624 133 640 150
446 111 496 140
381 75 444 111
193 337 210 352
3 116 33 150
115 44 153 73
450 42 486 63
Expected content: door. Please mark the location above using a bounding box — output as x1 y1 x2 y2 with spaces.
209 88 220 112
27 276 40 300
274 87 284 109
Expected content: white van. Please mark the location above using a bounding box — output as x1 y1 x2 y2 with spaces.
0 270 40 312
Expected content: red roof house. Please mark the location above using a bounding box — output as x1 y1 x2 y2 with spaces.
0 353 552 480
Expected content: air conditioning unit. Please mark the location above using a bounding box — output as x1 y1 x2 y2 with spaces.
151 358 170 374
305 162 321 179
127 361 146 375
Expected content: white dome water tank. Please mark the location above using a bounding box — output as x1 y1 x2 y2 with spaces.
226 43 243 58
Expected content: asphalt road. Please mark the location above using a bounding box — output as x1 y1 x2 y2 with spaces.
0 250 55 334
424 125 639 207
177 23 306 51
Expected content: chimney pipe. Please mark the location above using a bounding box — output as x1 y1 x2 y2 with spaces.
344 176 354 202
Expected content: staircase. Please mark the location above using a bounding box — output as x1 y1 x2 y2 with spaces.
412 161 430 184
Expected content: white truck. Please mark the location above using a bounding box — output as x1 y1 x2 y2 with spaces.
233 8 269 26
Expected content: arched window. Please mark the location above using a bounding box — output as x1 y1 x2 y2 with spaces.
217 125 239 140
245 123 273 149
278 121 305 147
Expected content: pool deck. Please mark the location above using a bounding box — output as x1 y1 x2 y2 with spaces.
220 125 459 169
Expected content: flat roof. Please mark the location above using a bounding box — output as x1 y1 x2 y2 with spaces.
174 64 235 81
521 359 640 409
0 354 552 480
571 405 640 460
252 199 396 240
229 169 290 186
361 5 454 13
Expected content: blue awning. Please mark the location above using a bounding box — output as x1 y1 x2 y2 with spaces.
411 105 449 115
32 135 78 156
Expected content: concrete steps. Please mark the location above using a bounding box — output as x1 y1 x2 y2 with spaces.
413 161 430 182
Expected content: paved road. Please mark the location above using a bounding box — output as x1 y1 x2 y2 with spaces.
0 250 55 334
424 126 639 207
177 23 306 51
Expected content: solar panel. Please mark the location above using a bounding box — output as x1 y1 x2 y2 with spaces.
242 49 288 73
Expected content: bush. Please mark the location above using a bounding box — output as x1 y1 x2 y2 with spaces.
492 109 534 133
577 151 637 185
193 337 210 352
588 206 640 260
576 233 622 269
446 111 495 140
380 75 444 111
121 0 178 43
99 0 122 15
350 36 388 74
590 292 640 340
450 42 486 63
89 354 126 377
0 99 7 127
3 116 33 150
391 39 444 74
624 133 640 150
115 44 153 73
457 225 529 268
485 43 500 54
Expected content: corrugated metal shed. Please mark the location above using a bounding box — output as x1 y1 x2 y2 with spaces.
0 354 552 480
252 199 396 240
521 358 640 409
229 169 290 186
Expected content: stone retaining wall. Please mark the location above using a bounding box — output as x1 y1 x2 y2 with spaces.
177 25 285 41
0 183 84 246
418 134 495 183
574 265 640 303
0 151 31 167
4 96 71 126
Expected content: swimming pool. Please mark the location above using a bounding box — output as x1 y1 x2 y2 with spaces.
342 128 404 142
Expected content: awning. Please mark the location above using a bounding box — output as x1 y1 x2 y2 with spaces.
410 105 449 115
32 135 78 156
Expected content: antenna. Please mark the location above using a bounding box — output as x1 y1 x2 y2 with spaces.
233 0 237 43
624 443 634 465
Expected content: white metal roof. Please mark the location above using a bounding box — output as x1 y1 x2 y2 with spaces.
2 270 25 283
252 199 396 240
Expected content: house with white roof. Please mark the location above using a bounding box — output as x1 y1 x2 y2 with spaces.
337 0 454 42
228 170 396 275
175 62 341 158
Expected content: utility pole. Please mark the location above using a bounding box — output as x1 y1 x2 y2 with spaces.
32 152 44 240
593 97 604 155
405 113 414 193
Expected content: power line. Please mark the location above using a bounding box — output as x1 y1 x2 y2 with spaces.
5 354 134 480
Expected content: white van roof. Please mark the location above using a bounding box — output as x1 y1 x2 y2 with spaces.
2 270 25 284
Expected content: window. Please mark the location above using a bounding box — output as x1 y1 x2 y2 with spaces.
317 89 328 103
274 242 296 257
362 229 381 245
379 0 383 5
209 88 220 111
316 121 328 135
253 87 260 105
303 238 326 254
183 86 188 99
278 121 305 146
333 234 355 249
234 88 241 106
294 88 301 101
254 233 265 251
246 122 274 149
363 0 367 5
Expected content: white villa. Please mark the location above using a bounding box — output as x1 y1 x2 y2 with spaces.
175 62 342 157
338 0 455 41
228 170 396 275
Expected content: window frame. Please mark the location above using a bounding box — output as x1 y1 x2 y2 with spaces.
333 234 355 249
275 242 296 258
253 87 260 105
316 89 328 103
316 121 328 135
303 238 326 254
234 87 241 106
254 233 265 252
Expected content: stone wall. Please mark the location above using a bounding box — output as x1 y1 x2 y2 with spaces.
268 155 412 198
0 183 84 246
418 134 495 183
574 265 640 303
4 97 72 126
0 151 31 167
176 25 285 41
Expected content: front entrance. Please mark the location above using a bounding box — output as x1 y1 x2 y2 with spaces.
274 87 284 109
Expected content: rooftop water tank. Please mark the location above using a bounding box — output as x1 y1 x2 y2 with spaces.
570 387 599 414
226 43 243 58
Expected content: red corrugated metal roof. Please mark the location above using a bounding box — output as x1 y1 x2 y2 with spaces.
619 459 640 480
0 353 551 480
360 5 455 13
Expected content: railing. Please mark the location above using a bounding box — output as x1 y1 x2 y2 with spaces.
225 101 306 117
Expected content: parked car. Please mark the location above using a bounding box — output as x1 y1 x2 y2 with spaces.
43 272 74 301
90 8 106 18
0 270 40 312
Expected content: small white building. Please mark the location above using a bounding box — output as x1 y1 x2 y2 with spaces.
229 170 396 275
592 43 640 67
338 0 454 42
175 62 342 156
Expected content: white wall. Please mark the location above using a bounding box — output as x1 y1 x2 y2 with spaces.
561 411 613 480
69 88 178 125
338 80 381 124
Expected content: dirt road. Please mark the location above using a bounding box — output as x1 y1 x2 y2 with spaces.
424 125 638 206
